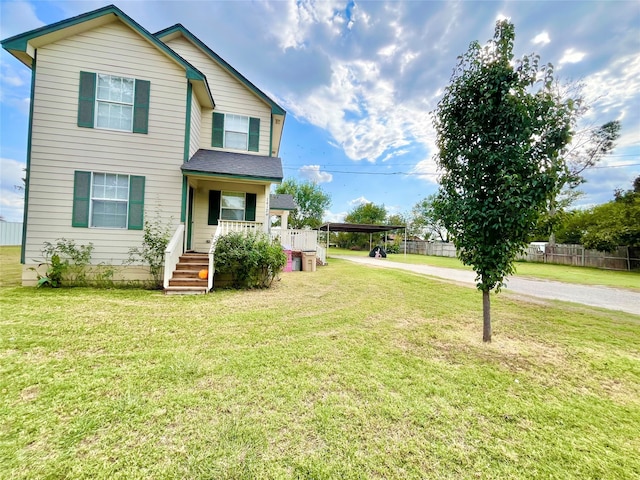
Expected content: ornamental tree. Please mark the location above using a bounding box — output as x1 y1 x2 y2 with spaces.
433 21 576 342
275 179 331 229
411 194 449 242
338 202 388 249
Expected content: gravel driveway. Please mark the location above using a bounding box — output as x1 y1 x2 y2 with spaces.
332 255 640 316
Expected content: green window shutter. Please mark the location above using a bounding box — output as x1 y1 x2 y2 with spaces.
72 171 91 227
212 112 224 147
245 193 257 221
128 176 145 230
208 190 221 225
248 117 260 152
133 79 150 134
77 71 96 128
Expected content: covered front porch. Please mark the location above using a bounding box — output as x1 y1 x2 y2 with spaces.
162 149 323 293
163 219 324 294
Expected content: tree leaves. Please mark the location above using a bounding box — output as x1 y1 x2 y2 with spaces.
433 21 576 299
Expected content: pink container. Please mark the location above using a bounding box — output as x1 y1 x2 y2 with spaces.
283 249 293 272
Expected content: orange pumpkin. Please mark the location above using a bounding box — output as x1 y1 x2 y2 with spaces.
198 269 208 279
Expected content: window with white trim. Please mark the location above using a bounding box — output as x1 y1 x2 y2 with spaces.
224 114 249 150
220 191 246 220
96 74 134 131
91 172 130 228
211 112 260 152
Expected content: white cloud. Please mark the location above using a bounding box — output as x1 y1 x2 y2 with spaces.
378 44 398 57
299 165 333 183
0 157 25 189
271 0 351 50
0 65 24 87
284 58 434 163
0 62 31 114
323 210 346 223
581 53 640 149
559 48 586 65
0 0 44 38
349 196 370 206
0 158 25 222
381 149 409 162
532 31 550 45
411 158 439 184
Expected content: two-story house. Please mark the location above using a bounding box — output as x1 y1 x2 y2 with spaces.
1 4 302 291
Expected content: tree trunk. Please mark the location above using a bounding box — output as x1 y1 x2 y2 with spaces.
482 289 491 342
548 202 557 247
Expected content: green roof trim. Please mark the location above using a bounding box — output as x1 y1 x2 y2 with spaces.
1 4 214 107
155 24 287 116
21 54 37 264
181 170 282 183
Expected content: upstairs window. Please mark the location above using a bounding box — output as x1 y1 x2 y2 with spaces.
96 74 134 131
78 71 150 134
224 114 249 150
212 112 260 152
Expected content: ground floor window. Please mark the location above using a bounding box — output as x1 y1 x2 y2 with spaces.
208 190 257 225
220 191 246 220
72 170 145 230
91 173 129 228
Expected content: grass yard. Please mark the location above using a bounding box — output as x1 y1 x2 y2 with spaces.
1 246 639 479
329 247 640 291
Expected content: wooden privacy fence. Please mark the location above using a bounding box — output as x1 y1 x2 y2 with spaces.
520 244 640 271
403 240 457 257
403 240 640 271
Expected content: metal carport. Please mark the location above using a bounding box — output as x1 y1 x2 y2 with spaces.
318 222 407 258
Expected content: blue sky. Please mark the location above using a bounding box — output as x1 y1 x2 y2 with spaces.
1 0 639 223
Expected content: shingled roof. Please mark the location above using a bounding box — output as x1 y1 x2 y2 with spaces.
182 149 283 182
269 194 297 211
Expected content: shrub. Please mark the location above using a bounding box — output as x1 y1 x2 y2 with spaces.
214 231 286 289
127 216 172 289
32 239 94 287
386 243 400 254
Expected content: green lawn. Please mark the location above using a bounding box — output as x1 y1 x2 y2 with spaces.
329 247 640 291
1 246 639 478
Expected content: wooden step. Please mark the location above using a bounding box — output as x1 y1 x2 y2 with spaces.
179 254 209 263
165 253 210 294
168 278 208 287
164 286 208 295
171 269 205 279
176 261 209 271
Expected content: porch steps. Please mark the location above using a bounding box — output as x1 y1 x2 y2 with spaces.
164 253 209 295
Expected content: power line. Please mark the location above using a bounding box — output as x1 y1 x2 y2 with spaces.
283 162 640 176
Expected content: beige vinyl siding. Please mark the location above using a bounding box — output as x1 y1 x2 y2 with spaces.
189 178 267 252
163 37 272 155
189 93 202 158
24 21 187 276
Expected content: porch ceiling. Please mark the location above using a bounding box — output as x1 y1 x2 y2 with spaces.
182 149 283 182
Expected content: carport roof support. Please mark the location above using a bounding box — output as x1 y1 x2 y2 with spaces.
318 223 405 233
319 223 407 259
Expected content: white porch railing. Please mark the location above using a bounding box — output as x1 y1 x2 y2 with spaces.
316 244 326 265
163 224 185 289
207 220 265 290
218 220 266 235
271 227 318 251
208 224 323 288
208 226 224 291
